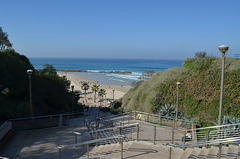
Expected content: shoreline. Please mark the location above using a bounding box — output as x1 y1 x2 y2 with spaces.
58 72 132 105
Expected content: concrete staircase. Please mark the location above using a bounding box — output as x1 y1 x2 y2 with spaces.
179 144 240 159
78 109 240 158
79 141 240 159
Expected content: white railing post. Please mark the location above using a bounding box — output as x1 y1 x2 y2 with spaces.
87 143 89 158
75 134 77 144
58 148 62 159
96 132 98 147
121 137 123 159
137 124 139 141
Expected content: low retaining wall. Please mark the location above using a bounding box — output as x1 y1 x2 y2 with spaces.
0 121 14 149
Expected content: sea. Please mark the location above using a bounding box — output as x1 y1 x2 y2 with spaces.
29 58 184 85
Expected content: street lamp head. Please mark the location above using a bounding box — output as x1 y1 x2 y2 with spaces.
218 45 229 54
176 82 181 85
27 69 33 75
71 85 74 91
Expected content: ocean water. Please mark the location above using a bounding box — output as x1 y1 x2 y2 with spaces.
29 58 184 85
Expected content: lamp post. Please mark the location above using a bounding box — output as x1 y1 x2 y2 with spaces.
218 45 229 126
218 45 229 159
176 82 181 124
71 85 74 114
112 89 115 100
27 69 33 117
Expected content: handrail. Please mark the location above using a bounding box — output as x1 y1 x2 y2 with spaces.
166 136 240 148
134 110 176 121
139 121 179 131
9 111 84 121
57 135 125 159
101 112 131 120
86 115 132 127
187 122 240 131
74 123 139 135
133 110 240 132
57 135 125 150
99 115 131 122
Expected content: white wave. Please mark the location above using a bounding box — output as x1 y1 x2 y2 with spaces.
87 70 101 73
131 72 142 76
111 74 140 80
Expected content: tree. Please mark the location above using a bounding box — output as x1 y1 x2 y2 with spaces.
138 70 155 80
92 85 99 103
98 88 106 106
40 64 57 76
81 82 90 100
0 50 74 120
194 51 206 59
0 27 12 49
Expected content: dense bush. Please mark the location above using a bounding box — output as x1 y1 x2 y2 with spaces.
0 49 79 120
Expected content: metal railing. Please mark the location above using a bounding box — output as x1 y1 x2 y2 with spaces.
191 123 240 142
74 123 139 145
164 122 240 155
126 111 240 159
85 115 133 132
57 135 125 159
130 111 182 128
83 110 240 148
0 111 85 131
167 136 240 148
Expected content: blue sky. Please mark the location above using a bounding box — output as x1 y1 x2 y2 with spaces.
1 0 240 59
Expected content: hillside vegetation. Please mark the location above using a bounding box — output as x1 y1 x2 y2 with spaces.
0 49 80 121
120 55 240 123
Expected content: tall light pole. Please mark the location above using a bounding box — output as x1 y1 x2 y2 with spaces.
71 85 74 114
112 89 115 100
27 69 33 117
218 45 229 159
176 82 181 122
218 45 229 126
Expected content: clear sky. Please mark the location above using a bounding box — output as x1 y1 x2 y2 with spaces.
1 0 240 59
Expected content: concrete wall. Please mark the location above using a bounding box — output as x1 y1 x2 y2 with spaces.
0 121 12 140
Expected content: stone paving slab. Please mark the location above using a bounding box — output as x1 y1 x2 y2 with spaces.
0 124 88 159
0 113 185 159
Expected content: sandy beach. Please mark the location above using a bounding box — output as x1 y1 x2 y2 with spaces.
58 72 132 107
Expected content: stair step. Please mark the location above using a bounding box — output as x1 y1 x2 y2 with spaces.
108 142 132 158
227 145 238 159
90 144 109 156
197 147 209 158
171 148 184 159
179 148 193 159
220 146 229 158
187 147 201 159
238 145 240 156
97 143 120 157
206 147 218 159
